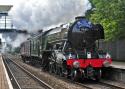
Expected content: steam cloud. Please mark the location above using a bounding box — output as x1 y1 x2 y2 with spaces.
1 33 30 53
9 0 91 32
5 34 30 48
1 0 92 53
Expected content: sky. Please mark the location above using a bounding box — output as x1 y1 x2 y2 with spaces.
0 0 16 5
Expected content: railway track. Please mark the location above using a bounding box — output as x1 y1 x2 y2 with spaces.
4 54 125 89
3 57 53 89
99 81 125 89
52 74 125 89
75 81 125 89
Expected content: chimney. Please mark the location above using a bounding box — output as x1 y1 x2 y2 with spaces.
75 16 85 20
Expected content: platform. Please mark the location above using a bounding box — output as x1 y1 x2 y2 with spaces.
110 61 125 69
0 55 13 89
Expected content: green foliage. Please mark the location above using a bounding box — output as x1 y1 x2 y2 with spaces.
88 0 125 41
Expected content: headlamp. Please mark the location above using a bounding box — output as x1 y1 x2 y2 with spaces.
73 61 80 68
103 60 110 67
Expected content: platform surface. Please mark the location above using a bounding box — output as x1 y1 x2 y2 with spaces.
0 55 13 89
110 61 125 69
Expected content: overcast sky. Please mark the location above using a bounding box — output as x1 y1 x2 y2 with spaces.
0 0 18 5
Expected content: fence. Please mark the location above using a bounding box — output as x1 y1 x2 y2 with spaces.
99 39 125 61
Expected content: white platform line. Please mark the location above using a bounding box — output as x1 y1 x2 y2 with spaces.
1 56 13 89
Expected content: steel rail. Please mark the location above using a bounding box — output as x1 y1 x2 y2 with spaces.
3 56 21 89
5 57 54 89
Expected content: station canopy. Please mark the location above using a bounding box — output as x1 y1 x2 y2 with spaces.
0 5 13 15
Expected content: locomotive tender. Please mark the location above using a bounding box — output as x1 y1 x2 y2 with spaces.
20 16 112 81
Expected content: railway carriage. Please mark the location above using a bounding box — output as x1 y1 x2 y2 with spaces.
20 16 112 81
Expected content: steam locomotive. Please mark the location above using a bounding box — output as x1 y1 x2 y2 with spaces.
20 16 112 81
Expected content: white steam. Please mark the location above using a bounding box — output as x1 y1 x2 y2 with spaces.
9 0 91 32
6 34 30 48
0 33 30 53
0 0 92 53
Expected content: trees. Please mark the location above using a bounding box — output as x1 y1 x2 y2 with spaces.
87 0 125 41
